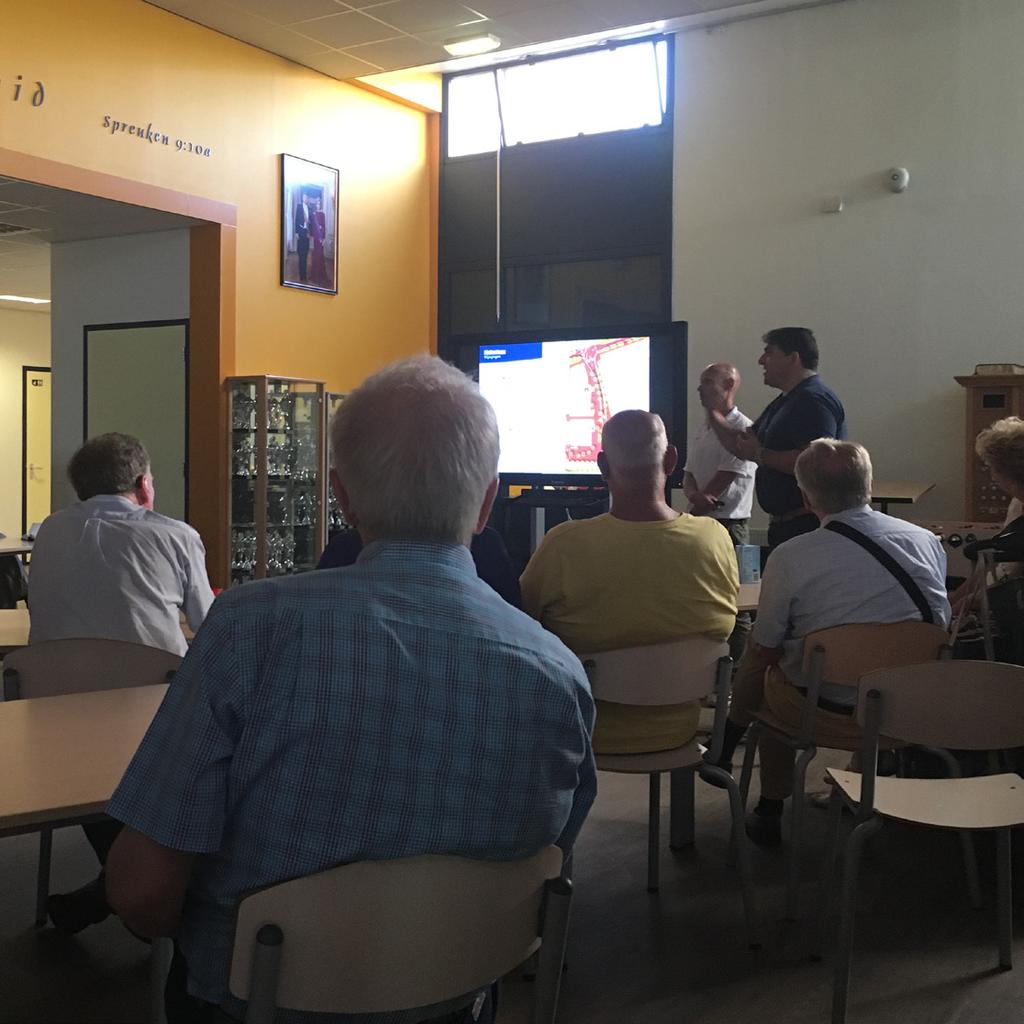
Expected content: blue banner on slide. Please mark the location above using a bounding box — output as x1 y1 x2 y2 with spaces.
479 342 542 363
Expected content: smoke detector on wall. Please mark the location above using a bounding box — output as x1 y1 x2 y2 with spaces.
887 167 910 193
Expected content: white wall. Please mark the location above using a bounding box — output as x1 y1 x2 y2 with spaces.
0 308 50 536
50 230 189 509
673 0 1024 524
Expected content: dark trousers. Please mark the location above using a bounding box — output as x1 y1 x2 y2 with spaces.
166 943 499 1024
766 512 818 556
296 231 309 281
717 518 752 663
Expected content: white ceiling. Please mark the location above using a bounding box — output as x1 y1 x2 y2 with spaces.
144 0 838 79
0 177 202 312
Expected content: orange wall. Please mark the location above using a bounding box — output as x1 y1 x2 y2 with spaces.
0 0 434 390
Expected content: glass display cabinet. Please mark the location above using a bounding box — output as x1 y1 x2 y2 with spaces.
325 391 356 542
226 376 325 585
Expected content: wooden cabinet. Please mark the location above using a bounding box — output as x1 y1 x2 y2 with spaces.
955 374 1024 521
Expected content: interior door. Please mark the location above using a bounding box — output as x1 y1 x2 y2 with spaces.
84 321 188 521
22 365 51 534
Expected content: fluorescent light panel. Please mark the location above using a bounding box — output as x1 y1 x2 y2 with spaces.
444 33 501 58
0 294 50 304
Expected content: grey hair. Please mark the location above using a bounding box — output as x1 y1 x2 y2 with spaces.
975 417 1024 488
67 432 150 500
600 410 667 475
330 355 499 545
794 439 873 515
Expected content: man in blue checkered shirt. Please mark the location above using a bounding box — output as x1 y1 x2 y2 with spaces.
105 356 597 1024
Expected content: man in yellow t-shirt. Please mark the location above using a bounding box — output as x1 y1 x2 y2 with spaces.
521 410 739 754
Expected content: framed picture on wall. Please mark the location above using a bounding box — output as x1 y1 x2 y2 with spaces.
281 154 339 294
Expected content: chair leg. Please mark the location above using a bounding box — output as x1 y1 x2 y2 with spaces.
832 816 882 1024
533 878 573 1024
647 774 661 893
960 831 983 911
149 937 174 1024
35 827 53 928
811 787 845 961
246 924 284 1024
669 768 695 849
997 828 1013 970
738 722 760 810
725 775 761 949
786 746 816 921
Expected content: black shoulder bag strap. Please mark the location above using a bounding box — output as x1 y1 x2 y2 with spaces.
824 520 935 624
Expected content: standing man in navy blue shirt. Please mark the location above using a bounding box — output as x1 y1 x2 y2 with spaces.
711 327 846 551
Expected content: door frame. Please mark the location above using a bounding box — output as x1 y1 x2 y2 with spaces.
82 319 191 521
0 145 236 584
22 364 51 536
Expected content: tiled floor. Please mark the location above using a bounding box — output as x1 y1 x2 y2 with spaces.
1 749 1021 1023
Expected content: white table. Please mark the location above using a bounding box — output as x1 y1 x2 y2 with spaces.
0 683 166 836
0 539 33 557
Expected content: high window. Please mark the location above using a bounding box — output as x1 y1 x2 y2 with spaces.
446 39 669 158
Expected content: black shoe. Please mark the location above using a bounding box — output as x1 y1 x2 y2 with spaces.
745 810 782 848
46 878 111 934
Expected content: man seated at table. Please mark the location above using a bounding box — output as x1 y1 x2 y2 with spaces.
28 431 215 934
708 439 950 846
521 409 739 754
105 355 597 1024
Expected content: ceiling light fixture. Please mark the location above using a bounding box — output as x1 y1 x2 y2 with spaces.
443 32 501 58
0 294 50 304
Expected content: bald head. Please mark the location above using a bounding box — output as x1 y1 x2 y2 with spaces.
600 410 669 479
698 363 741 413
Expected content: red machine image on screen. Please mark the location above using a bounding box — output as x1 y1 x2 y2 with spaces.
565 337 644 463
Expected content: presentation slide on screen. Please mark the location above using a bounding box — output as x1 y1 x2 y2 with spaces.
478 336 650 475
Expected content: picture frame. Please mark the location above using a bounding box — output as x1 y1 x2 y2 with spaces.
280 153 339 294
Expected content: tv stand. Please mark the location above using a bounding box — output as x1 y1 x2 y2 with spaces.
506 486 609 552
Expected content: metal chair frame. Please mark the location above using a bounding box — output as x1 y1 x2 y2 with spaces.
585 638 760 949
737 622 949 920
811 660 1024 1024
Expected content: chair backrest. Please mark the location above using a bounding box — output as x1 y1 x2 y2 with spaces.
858 660 1024 751
229 846 564 1016
3 638 181 700
801 621 949 686
582 636 730 706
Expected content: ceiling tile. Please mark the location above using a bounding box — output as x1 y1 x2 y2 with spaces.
302 49 385 76
292 10 404 46
363 0 486 34
226 0 346 22
243 25 336 59
346 34 449 68
574 0 704 23
458 0 548 15
491 2 613 41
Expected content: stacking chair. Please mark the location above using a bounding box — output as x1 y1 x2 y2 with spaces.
736 621 949 920
813 660 1024 1024
2 637 181 925
583 636 760 948
229 846 571 1024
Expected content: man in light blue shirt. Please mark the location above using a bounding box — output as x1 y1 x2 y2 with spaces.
710 439 949 845
106 356 596 1024
29 432 213 657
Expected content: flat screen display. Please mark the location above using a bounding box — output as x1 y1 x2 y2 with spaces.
478 336 651 476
